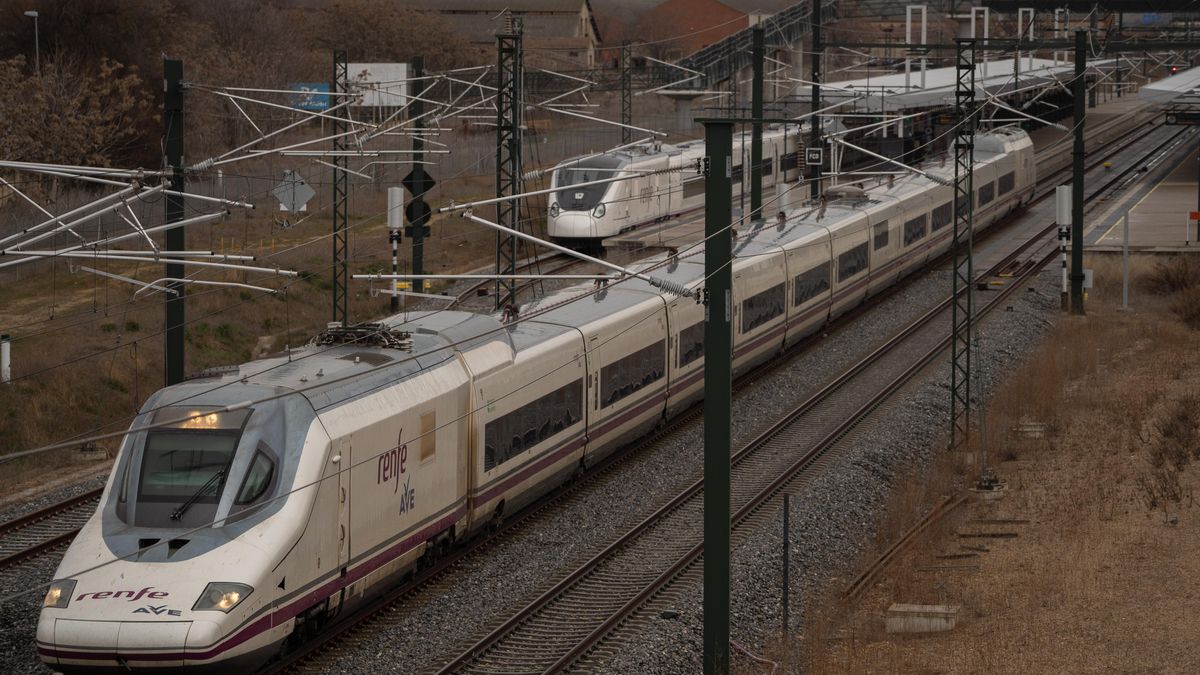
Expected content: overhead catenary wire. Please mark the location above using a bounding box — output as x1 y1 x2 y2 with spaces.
0 109 1037 609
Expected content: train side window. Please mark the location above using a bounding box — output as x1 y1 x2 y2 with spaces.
420 411 436 463
679 322 705 367
780 152 799 173
998 171 1015 195
903 214 928 246
484 379 584 471
762 158 774 177
837 243 868 281
235 450 274 505
682 178 704 200
873 220 889 250
601 341 665 408
931 203 952 231
977 182 995 206
794 261 830 306
741 282 786 332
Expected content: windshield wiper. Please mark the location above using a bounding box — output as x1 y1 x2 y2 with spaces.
170 469 225 521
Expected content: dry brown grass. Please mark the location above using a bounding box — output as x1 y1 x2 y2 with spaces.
789 254 1200 673
0 165 552 490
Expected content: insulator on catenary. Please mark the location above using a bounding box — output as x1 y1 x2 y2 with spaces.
189 158 215 171
648 277 692 297
522 168 545 181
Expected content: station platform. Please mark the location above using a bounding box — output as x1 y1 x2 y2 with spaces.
1088 130 1200 253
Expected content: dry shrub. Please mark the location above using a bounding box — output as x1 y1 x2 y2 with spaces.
1136 466 1185 510
1142 257 1200 296
1168 287 1200 329
1146 394 1200 470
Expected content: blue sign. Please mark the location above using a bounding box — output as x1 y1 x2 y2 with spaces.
290 83 330 111
1142 13 1161 25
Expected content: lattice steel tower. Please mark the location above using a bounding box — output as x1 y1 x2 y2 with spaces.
331 49 350 325
950 39 977 453
495 16 524 309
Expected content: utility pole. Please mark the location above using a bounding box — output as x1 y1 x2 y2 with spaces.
332 49 350 325
1089 7 1098 108
163 58 185 386
750 25 765 221
404 56 432 296
809 0 822 199
950 39 976 454
495 16 523 309
700 118 733 675
1116 13 1123 97
388 186 403 313
621 42 632 145
1071 30 1086 314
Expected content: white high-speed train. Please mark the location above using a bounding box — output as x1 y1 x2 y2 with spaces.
37 127 1034 673
548 125 812 245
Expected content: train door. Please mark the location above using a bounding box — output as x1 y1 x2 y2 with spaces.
335 437 351 572
586 334 600 457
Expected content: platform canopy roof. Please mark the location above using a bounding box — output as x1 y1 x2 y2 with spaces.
818 56 1119 113
1138 65 1200 103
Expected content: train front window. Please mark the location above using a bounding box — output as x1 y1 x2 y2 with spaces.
555 156 623 211
137 407 251 503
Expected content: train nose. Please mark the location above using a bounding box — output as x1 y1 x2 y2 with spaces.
550 211 598 239
42 618 195 669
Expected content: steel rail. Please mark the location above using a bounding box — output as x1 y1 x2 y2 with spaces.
0 487 103 570
433 121 1184 675
268 115 1176 674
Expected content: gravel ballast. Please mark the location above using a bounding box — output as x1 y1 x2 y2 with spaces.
597 269 1060 675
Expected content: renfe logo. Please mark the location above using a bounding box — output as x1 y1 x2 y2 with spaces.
76 587 168 602
376 429 416 514
377 429 408 494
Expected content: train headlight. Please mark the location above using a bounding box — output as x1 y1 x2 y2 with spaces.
43 579 76 609
592 203 606 218
192 582 253 613
549 202 561 218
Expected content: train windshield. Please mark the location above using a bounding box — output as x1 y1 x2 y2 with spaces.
554 155 623 211
137 407 251 503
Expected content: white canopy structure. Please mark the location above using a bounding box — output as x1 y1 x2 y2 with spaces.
820 57 1119 113
1139 64 1200 104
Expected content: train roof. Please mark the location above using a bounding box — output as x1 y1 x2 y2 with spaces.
177 311 512 409
506 317 578 351
524 284 663 329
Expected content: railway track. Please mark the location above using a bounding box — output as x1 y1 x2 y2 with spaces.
451 252 581 307
428 122 1186 674
431 205 1062 675
270 118 1183 674
0 488 102 571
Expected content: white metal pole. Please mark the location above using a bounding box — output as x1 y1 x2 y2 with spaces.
905 6 913 92
983 7 990 79
920 5 927 89
355 274 617 280
1 334 9 383
388 186 405 311
1056 185 1071 310
6 250 297 276
1122 212 1130 310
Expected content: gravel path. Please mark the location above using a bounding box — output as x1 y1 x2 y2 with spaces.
0 267 1057 675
